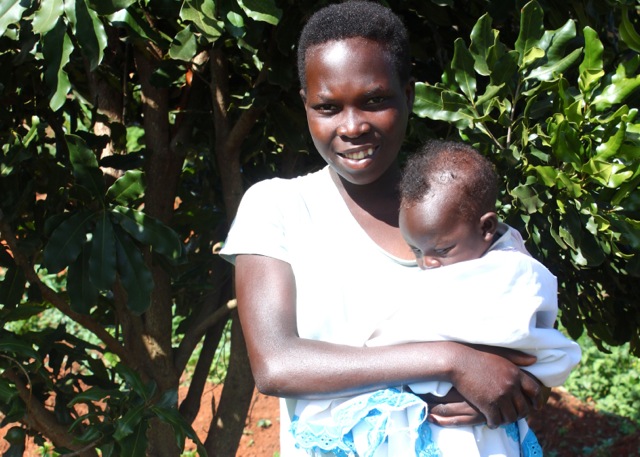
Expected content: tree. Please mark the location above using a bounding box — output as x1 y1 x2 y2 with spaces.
0 0 638 455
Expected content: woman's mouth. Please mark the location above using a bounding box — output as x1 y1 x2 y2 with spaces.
339 147 374 160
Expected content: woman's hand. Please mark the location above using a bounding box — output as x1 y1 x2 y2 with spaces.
447 344 547 428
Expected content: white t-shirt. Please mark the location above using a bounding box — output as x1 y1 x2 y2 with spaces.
220 167 580 456
220 167 424 455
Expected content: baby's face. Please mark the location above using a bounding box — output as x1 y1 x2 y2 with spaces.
399 195 493 269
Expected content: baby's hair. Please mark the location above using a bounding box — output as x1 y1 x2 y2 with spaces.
297 0 411 90
400 140 499 222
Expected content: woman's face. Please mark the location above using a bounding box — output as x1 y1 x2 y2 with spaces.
301 38 414 186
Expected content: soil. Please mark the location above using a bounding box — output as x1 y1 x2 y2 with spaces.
2 386 639 456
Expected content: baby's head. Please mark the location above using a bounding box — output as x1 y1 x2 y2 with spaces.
399 140 499 269
296 0 411 91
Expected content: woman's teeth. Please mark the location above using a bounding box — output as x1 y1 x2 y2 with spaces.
342 148 374 160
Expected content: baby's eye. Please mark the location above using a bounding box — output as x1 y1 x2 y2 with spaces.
434 246 453 257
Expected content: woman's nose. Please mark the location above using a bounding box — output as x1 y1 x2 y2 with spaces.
336 109 370 137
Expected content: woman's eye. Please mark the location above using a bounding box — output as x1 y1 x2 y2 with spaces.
314 104 337 113
366 96 386 105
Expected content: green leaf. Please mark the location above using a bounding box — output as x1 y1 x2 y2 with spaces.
2 305 48 323
490 50 519 86
43 210 94 273
111 206 183 260
238 0 281 26
0 378 17 404
87 0 137 15
452 38 476 100
441 91 475 128
42 19 73 111
32 0 65 35
118 420 148 457
179 0 223 42
154 389 177 410
594 121 626 161
169 27 197 61
514 0 545 67
527 48 582 82
113 403 146 441
116 364 156 400
0 1 28 37
67 134 105 198
108 9 170 46
584 160 634 188
579 26 604 94
89 211 117 290
549 120 582 166
0 267 26 307
0 337 40 361
67 244 99 314
106 170 145 204
532 165 559 187
114 226 153 314
511 183 544 213
150 404 206 454
592 66 640 111
75 0 108 71
526 20 581 82
619 6 640 53
69 387 113 405
412 83 444 119
469 14 495 76
74 426 103 444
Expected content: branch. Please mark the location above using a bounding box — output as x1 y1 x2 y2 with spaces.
0 213 131 366
3 370 98 457
178 322 226 424
175 299 236 373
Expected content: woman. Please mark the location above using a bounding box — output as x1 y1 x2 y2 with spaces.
220 2 545 455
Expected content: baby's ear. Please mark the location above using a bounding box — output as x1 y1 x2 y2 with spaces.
480 212 498 241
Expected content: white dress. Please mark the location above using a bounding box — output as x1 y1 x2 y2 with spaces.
220 167 581 456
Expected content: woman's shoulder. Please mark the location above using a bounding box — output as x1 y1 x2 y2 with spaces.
245 167 330 198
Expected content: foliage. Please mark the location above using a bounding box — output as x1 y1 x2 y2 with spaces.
565 335 640 424
412 0 640 353
0 0 639 455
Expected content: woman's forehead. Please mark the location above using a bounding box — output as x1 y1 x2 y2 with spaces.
303 38 397 89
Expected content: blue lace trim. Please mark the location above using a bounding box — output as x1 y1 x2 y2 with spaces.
291 387 436 456
522 428 543 456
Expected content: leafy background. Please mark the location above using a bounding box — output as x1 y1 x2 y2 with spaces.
0 0 639 455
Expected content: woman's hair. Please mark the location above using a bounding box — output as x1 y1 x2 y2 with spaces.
400 140 499 222
297 1 411 89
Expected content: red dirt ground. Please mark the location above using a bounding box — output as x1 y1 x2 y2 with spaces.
2 386 639 456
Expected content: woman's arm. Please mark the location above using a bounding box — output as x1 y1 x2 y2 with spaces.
235 254 544 428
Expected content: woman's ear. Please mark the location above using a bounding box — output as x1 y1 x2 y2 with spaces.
480 212 498 241
300 89 307 106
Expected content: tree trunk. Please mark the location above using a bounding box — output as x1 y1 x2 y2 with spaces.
133 45 185 457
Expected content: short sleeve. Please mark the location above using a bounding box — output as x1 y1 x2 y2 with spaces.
219 178 292 265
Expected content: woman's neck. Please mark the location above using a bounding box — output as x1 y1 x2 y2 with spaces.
329 165 415 260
